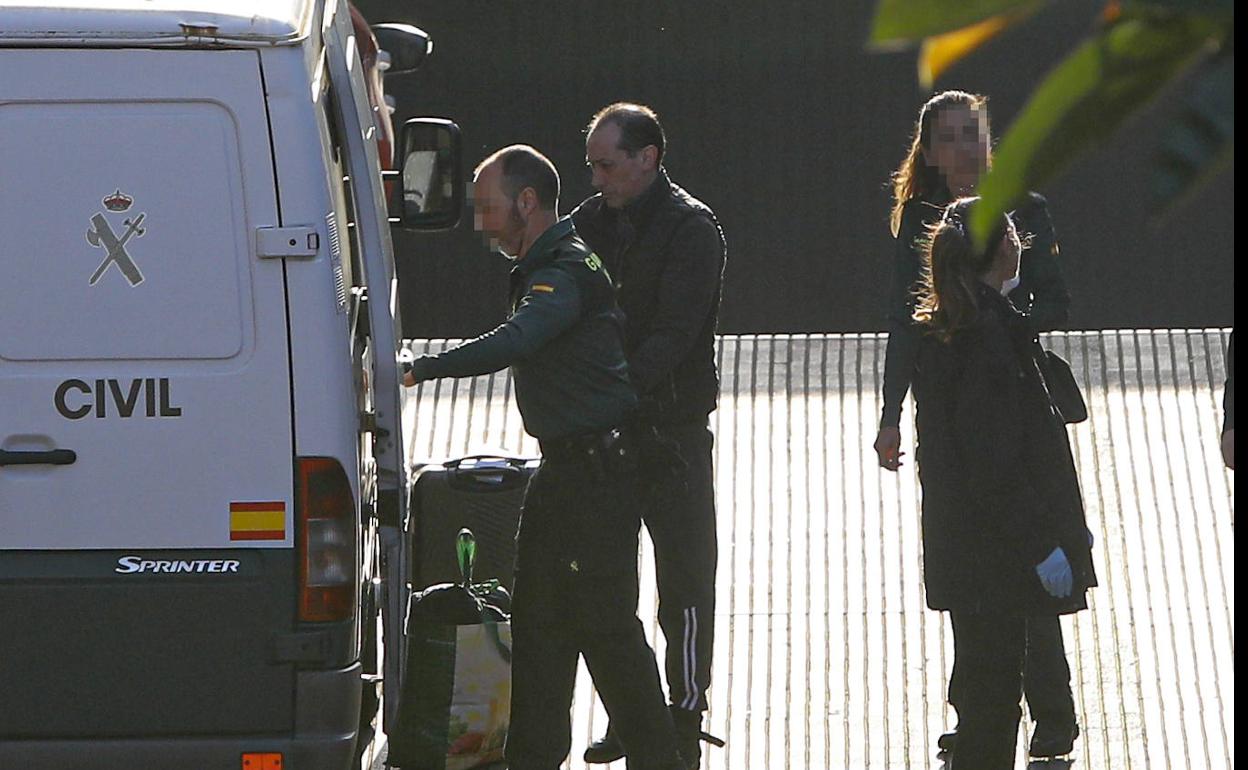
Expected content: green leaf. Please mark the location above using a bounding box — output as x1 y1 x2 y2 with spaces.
1153 48 1234 213
970 14 1220 248
919 8 1036 87
870 0 1044 46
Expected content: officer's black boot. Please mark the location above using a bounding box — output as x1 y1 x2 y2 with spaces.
583 726 625 764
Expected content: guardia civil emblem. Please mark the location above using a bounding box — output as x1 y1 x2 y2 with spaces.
86 189 146 287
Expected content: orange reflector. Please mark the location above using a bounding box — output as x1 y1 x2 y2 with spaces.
241 753 283 770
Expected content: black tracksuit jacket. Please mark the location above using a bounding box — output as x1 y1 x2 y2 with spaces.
572 171 726 424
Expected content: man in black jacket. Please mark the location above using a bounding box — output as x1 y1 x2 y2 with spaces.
405 145 685 770
572 103 726 767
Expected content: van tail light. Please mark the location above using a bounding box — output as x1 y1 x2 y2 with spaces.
296 457 357 622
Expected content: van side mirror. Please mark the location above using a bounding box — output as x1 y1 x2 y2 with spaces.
396 118 462 232
371 24 432 75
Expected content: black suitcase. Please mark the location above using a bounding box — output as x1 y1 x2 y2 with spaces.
408 454 539 592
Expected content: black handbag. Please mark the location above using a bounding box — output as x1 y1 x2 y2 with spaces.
1039 349 1088 424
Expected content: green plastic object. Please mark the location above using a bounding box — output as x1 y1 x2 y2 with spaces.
456 528 476 585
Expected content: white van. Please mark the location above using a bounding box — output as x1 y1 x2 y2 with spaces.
0 2 459 767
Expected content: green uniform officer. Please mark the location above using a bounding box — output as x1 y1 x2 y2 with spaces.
404 145 687 770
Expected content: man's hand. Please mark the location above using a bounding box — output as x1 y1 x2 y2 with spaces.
873 426 905 471
1222 429 1234 470
401 357 432 387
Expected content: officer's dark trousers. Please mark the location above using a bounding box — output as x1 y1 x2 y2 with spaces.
948 614 1076 730
947 612 1033 770
505 456 680 770
650 422 718 714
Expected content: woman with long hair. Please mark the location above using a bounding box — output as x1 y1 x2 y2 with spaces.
876 90 1070 470
911 198 1096 769
875 91 1079 760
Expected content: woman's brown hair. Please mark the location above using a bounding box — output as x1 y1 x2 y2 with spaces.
913 197 1014 342
890 91 991 236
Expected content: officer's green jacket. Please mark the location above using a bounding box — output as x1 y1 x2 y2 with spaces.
408 217 636 441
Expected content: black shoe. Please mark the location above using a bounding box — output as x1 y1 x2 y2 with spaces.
669 707 726 769
677 749 700 770
583 729 625 764
936 730 958 754
671 708 702 768
1030 721 1079 758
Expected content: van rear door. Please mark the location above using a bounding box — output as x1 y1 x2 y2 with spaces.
0 49 296 738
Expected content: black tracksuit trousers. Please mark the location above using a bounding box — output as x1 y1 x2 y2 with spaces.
649 422 718 715
504 455 681 770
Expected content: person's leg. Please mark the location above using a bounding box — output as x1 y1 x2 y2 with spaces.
940 612 967 752
562 453 685 770
504 565 579 770
586 422 719 765
576 569 683 770
948 612 1027 770
505 468 580 770
651 423 717 716
1023 615 1079 756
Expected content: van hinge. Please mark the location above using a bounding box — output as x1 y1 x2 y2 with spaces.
360 410 390 438
257 226 320 259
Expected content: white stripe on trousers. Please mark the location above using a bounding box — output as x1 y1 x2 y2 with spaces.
681 607 700 710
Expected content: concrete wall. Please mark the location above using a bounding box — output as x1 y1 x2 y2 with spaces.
359 0 1234 336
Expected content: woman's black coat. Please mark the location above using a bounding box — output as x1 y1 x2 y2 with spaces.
913 285 1097 616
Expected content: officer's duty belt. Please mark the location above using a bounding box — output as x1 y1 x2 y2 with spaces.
539 425 630 464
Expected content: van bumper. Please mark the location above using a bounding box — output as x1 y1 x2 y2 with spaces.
1 663 364 770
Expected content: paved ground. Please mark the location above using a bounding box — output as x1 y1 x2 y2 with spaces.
402 330 1234 770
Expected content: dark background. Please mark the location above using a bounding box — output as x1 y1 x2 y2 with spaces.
357 0 1235 338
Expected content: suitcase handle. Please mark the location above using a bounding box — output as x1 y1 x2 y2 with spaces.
445 455 532 492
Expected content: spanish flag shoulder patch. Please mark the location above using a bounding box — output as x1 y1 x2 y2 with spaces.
531 283 556 293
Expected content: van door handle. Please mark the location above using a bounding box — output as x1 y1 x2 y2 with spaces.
0 449 77 466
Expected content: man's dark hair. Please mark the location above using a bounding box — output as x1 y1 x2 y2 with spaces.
475 144 560 210
588 102 666 164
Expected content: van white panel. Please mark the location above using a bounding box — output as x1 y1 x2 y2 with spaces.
0 0 315 46
0 49 292 550
258 47 360 480
0 102 245 361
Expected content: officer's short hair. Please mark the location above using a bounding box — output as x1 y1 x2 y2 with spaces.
588 103 666 164
475 145 560 211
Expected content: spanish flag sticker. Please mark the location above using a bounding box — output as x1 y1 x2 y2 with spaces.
230 501 286 541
